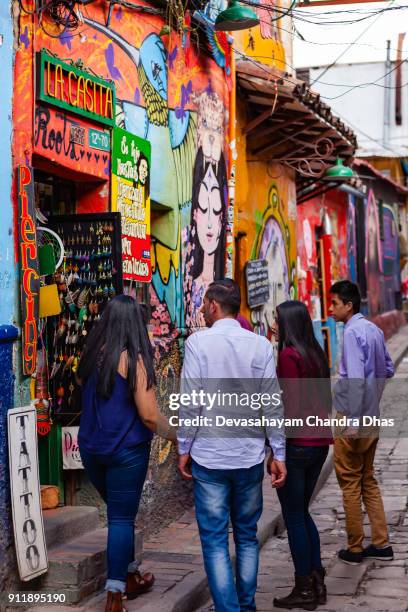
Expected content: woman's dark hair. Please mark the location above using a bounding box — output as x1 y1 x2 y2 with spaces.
276 300 330 378
190 148 227 280
330 280 361 314
77 295 155 398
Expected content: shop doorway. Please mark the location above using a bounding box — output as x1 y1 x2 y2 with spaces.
33 168 123 506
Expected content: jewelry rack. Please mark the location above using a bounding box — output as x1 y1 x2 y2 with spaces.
46 212 123 425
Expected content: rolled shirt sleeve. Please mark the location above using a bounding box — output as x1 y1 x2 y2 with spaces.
178 336 201 455
337 329 365 421
261 345 285 461
384 344 395 379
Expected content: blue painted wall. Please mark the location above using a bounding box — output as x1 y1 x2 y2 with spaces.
0 0 18 590
0 0 15 326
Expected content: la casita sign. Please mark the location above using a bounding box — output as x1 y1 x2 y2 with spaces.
37 50 116 127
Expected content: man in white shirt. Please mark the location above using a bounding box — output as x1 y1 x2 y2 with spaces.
178 279 286 612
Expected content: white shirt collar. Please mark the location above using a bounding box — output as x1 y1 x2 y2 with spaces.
212 318 240 329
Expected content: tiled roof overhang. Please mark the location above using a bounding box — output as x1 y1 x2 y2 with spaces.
237 59 357 184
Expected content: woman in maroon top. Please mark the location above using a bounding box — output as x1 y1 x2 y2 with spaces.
271 300 333 611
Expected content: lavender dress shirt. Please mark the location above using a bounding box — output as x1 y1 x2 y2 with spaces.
334 313 394 420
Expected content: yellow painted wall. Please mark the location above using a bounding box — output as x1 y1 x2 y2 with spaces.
233 1 296 336
235 101 297 337
367 157 405 186
233 0 293 72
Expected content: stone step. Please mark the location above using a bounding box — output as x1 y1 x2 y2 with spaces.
40 528 108 604
44 506 100 549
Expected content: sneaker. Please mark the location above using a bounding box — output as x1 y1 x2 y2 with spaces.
362 544 394 560
338 549 363 565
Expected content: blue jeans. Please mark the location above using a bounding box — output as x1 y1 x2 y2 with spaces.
277 444 329 576
79 442 150 590
192 460 264 612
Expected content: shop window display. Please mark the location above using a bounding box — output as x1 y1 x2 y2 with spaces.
45 213 123 425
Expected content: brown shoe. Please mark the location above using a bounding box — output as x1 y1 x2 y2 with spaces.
126 570 155 600
105 591 127 612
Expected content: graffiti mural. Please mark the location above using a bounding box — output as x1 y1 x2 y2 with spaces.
347 196 358 283
184 90 228 330
250 184 295 338
13 2 230 499
382 204 400 311
14 3 229 337
254 0 279 40
233 0 286 70
365 190 383 317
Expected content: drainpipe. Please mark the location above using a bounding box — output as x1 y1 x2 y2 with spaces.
225 40 237 279
383 40 391 148
395 32 405 126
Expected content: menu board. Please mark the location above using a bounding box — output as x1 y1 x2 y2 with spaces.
111 127 151 282
245 259 270 308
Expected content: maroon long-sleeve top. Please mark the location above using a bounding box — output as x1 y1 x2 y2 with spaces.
277 346 333 446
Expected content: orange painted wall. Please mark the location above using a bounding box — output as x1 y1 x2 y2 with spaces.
234 101 297 338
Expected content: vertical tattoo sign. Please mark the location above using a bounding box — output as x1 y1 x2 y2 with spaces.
111 127 152 282
17 166 40 375
8 406 48 581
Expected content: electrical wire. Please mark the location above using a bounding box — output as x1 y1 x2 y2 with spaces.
309 0 396 85
230 45 408 154
93 1 408 100
293 24 403 54
320 109 405 155
240 0 408 27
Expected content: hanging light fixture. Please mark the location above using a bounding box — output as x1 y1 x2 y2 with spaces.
323 157 355 181
214 0 260 31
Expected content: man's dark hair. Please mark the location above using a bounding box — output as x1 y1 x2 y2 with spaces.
329 280 361 314
206 279 241 316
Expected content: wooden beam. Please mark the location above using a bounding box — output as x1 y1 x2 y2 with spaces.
242 107 276 135
253 119 323 155
247 117 304 140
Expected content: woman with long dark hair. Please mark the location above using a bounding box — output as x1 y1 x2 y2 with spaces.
271 300 333 611
77 295 176 612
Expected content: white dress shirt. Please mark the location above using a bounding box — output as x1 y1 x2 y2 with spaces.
178 318 285 469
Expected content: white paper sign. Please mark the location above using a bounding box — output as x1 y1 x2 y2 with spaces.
62 427 83 470
8 406 48 581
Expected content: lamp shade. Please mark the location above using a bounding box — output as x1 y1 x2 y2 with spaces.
214 0 260 31
324 157 355 181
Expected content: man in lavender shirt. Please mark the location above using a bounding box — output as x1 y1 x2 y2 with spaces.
330 280 394 566
177 279 286 612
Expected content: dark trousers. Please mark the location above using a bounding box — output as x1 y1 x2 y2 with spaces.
79 442 150 583
277 444 329 576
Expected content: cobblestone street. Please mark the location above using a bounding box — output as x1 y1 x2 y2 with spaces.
199 355 408 612
29 341 408 612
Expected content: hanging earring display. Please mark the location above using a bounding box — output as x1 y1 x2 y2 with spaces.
45 213 124 426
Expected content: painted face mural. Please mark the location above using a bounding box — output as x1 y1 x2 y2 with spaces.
183 89 228 330
184 145 228 330
248 184 295 338
196 163 223 255
258 216 290 332
366 191 382 317
138 156 149 186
